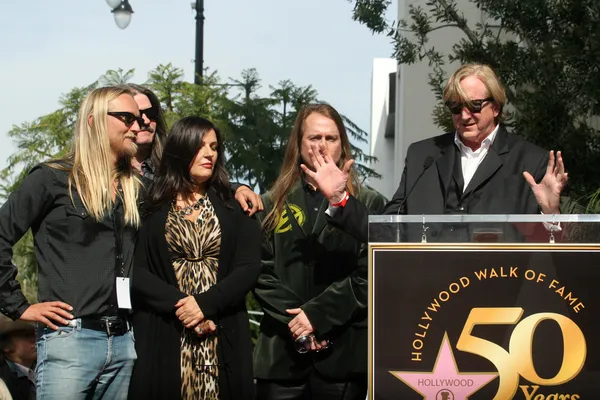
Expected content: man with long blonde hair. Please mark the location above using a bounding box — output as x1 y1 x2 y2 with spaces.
253 104 387 399
0 86 143 398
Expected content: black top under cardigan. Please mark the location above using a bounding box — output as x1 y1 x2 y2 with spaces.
127 188 262 400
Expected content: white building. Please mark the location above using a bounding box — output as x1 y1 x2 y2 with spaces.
369 0 490 199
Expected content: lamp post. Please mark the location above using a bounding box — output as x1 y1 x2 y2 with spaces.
192 0 205 83
105 1 205 83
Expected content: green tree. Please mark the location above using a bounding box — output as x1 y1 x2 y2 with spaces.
342 114 382 183
270 79 296 132
224 69 283 192
99 68 135 86
171 72 230 130
145 63 185 113
348 0 600 202
0 83 95 196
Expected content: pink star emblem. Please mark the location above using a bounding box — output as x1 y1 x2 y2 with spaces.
390 333 497 399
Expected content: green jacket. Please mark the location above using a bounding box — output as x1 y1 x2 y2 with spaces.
253 182 387 381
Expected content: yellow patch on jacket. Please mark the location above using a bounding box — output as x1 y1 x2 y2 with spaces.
275 204 305 233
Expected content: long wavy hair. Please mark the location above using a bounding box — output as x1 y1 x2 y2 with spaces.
48 86 142 227
262 103 359 233
118 83 167 167
147 116 230 210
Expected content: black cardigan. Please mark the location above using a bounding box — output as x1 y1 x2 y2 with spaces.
127 189 261 400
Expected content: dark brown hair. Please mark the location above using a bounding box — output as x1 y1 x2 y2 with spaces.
147 116 230 210
118 83 168 168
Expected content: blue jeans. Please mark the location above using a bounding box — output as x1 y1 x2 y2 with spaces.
35 319 137 400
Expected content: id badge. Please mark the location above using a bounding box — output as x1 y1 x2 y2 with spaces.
116 277 132 309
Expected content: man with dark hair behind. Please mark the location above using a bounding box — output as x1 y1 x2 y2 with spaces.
118 83 168 181
0 319 36 400
253 104 387 399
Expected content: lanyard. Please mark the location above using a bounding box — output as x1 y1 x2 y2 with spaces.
113 190 126 278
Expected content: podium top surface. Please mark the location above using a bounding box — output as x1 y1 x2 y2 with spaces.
369 214 600 223
367 214 600 243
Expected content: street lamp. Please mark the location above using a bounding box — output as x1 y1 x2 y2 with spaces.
105 1 205 83
107 0 134 30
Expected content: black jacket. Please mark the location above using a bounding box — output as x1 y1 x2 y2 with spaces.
0 164 136 320
127 188 261 400
253 183 387 381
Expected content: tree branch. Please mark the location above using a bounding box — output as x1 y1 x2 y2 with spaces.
435 0 479 43
33 149 54 159
427 23 461 33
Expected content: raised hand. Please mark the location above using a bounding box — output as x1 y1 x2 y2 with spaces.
20 301 74 330
523 150 568 214
300 143 353 203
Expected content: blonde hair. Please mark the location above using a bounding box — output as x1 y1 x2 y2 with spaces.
49 87 142 227
262 104 359 233
443 63 507 120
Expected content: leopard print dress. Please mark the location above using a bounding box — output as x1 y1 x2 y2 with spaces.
166 197 221 400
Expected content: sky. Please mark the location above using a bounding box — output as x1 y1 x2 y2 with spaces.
0 0 396 172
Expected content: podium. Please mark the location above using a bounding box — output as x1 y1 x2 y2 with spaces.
368 214 600 400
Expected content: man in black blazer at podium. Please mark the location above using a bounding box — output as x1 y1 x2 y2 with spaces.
301 63 568 242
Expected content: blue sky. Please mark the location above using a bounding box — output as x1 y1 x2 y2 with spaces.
0 0 395 171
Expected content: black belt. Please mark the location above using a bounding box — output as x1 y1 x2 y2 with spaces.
79 316 130 336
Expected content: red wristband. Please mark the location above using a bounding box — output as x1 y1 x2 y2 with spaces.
331 191 350 207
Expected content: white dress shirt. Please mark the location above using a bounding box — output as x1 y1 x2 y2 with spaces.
6 360 35 385
13 363 35 384
454 124 500 190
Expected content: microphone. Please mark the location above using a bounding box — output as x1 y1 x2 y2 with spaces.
396 156 435 215
395 156 435 242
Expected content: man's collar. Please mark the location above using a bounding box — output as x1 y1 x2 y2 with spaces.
5 359 32 379
454 124 500 152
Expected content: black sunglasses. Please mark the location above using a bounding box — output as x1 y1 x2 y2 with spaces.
107 111 145 127
140 107 159 121
446 97 494 114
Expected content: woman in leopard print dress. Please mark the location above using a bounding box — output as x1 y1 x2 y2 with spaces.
129 116 261 400
168 196 221 399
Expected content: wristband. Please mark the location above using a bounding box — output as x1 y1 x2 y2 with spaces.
331 191 350 208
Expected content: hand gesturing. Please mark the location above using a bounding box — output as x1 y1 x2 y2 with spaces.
523 150 568 214
300 143 353 203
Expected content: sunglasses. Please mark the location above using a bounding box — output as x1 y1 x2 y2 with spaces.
107 111 145 127
140 107 159 121
294 334 332 354
446 97 494 114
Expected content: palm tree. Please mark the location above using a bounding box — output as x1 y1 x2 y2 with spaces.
98 68 135 86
